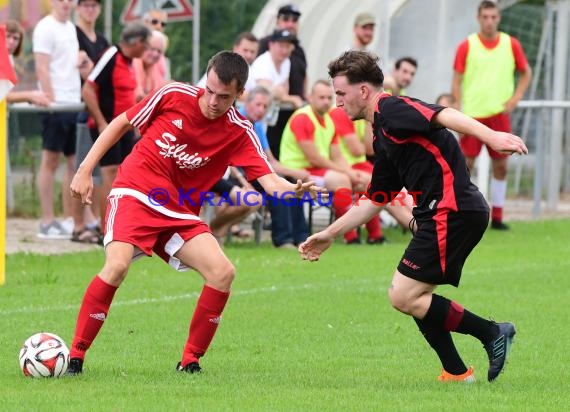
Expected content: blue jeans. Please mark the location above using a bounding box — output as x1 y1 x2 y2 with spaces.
266 196 308 247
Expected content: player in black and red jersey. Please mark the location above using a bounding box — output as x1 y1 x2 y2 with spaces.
300 51 527 383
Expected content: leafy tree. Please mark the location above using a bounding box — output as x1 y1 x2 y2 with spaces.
105 0 266 82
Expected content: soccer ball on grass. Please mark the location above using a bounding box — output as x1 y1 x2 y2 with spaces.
19 332 70 378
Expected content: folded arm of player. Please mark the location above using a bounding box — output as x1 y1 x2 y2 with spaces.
299 196 382 261
433 107 529 156
70 112 133 205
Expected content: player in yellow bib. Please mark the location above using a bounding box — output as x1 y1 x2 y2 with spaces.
452 0 532 230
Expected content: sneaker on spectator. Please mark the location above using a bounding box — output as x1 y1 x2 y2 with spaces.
37 220 72 240
60 217 75 234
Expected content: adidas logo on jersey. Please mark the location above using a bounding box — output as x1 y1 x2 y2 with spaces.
172 119 183 129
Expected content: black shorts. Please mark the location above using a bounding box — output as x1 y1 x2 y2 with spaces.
41 112 78 156
397 210 489 287
90 128 136 167
210 178 236 195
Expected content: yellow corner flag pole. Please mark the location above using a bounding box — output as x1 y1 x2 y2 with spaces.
0 98 7 285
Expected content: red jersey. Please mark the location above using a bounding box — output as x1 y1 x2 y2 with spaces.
113 82 272 218
328 107 355 136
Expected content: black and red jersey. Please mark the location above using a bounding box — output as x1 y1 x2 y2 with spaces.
368 93 489 220
86 45 136 126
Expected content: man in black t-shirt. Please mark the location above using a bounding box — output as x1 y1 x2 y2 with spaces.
300 51 528 383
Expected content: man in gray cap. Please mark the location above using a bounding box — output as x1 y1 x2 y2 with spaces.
351 12 376 51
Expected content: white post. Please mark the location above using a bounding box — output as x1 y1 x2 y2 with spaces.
192 0 200 85
547 0 569 210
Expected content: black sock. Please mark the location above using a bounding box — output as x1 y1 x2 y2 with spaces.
425 294 498 345
414 317 467 375
456 310 498 344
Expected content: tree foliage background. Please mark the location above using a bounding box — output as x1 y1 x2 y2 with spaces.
104 0 267 82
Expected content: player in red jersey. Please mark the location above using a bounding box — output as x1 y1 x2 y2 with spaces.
67 51 324 375
300 51 527 382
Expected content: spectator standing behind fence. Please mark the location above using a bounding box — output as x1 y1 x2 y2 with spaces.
349 12 376 51
257 4 306 159
197 32 259 100
142 9 170 81
73 0 110 244
5 19 49 106
82 22 150 229
452 0 532 230
133 30 167 102
33 0 93 239
76 0 109 66
383 57 418 96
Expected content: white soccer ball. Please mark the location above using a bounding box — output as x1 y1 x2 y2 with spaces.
19 332 70 378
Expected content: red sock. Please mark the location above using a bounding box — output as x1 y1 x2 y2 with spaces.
182 285 230 366
70 276 118 360
365 215 383 240
491 206 503 222
333 198 358 242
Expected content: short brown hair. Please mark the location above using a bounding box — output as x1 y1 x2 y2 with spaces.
328 50 384 88
6 20 24 57
206 51 249 92
233 31 258 47
478 0 499 15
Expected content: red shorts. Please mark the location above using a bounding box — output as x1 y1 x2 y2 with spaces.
352 161 373 174
460 112 511 159
104 194 211 270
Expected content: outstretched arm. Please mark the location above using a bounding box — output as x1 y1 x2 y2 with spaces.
433 107 528 156
257 172 326 200
299 196 382 261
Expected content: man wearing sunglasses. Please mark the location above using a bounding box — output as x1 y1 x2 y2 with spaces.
142 9 170 85
143 9 168 31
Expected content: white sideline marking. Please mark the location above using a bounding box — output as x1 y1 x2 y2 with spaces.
0 278 375 316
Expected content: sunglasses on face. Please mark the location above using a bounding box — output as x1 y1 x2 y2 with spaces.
149 19 167 27
279 14 299 22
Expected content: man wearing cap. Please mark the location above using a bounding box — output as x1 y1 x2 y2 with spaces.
251 29 303 115
257 4 307 159
351 12 376 51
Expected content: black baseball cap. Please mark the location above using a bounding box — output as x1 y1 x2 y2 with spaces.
270 29 297 43
278 4 301 17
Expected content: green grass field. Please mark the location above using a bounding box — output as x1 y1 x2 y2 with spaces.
1 220 569 411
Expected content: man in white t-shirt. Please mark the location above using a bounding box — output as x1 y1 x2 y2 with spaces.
33 0 92 240
250 29 303 111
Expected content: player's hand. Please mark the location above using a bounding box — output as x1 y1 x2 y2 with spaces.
489 131 528 155
298 231 335 261
70 172 94 205
294 179 327 200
